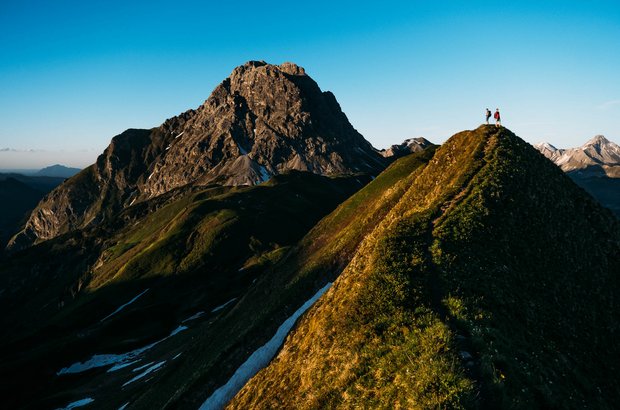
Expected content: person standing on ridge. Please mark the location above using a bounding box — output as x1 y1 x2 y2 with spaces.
494 108 501 127
485 108 492 124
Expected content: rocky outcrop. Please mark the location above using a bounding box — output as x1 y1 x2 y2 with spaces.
7 61 388 251
380 137 433 158
534 135 620 177
139 61 386 197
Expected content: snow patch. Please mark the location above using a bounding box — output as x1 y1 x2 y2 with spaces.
198 282 332 410
100 289 149 322
132 361 154 372
118 403 129 410
182 311 205 323
169 325 188 337
175 132 184 139
55 397 94 409
122 361 166 387
211 298 237 313
58 324 186 375
58 341 158 375
107 359 141 373
258 165 271 182
172 352 183 360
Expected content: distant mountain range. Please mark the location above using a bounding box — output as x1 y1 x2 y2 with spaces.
1 61 619 409
379 137 434 158
535 135 620 216
534 135 620 177
0 164 82 177
36 164 81 178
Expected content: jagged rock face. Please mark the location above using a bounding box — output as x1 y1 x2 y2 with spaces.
8 128 168 247
140 61 386 197
380 137 433 158
534 135 620 177
7 61 387 250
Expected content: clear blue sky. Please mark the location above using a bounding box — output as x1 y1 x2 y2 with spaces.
1 0 619 168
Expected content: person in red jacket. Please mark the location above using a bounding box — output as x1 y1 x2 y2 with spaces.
494 108 501 127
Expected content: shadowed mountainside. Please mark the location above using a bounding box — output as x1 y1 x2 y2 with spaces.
0 171 374 409
535 136 620 216
230 125 620 409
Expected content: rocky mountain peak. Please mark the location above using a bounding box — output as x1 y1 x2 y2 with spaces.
139 60 386 196
533 141 557 152
7 61 388 250
584 134 610 147
535 135 620 178
278 62 306 76
380 137 434 158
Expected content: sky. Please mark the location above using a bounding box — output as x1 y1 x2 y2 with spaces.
1 0 619 169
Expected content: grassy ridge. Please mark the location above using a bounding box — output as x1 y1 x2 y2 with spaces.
294 146 437 277
432 129 620 407
229 126 620 409
129 149 436 408
0 171 368 409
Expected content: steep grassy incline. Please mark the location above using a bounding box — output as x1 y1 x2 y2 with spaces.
229 125 620 409
129 148 436 409
0 171 368 409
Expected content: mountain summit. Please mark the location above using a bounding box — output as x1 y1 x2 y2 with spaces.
228 125 620 408
141 61 386 195
534 135 620 177
8 61 387 250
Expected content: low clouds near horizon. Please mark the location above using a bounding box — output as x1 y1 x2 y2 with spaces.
0 149 98 170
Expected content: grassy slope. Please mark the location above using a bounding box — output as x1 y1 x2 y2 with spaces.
127 149 436 408
568 174 620 217
229 125 620 409
0 171 367 409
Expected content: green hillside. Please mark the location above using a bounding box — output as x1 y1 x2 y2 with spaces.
229 125 620 409
0 171 370 409
127 147 436 408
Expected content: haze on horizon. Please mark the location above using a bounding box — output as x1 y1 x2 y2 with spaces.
1 0 619 169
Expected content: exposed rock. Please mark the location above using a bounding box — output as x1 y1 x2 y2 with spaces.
534 135 620 177
7 62 388 251
380 137 433 158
